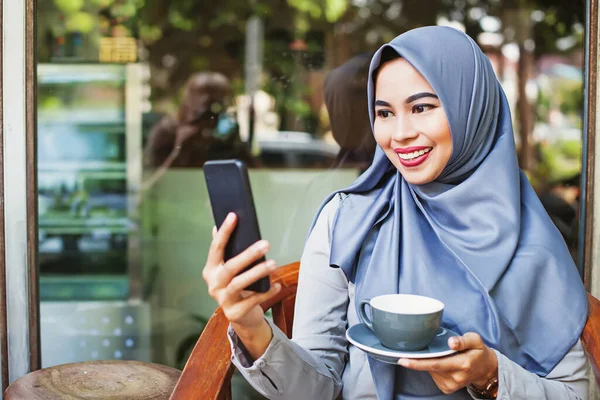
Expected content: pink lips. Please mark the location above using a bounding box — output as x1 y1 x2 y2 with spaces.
394 146 432 167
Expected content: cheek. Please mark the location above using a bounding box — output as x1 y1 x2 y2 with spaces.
441 128 453 162
430 122 452 160
373 123 390 148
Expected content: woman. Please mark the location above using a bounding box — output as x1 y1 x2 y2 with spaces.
202 26 589 399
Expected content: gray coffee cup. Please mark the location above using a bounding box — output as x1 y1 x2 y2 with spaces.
358 294 444 351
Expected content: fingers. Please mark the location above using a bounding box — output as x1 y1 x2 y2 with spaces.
398 356 458 372
227 260 277 293
398 332 484 371
206 213 237 268
448 332 484 352
220 240 270 282
399 333 493 396
223 283 282 321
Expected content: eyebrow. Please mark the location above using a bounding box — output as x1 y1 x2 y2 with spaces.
405 92 438 104
374 100 392 107
374 92 439 108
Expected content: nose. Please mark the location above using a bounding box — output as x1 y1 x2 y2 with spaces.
391 115 419 144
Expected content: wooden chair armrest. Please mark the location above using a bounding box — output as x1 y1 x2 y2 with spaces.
582 292 600 386
169 306 234 400
169 262 300 400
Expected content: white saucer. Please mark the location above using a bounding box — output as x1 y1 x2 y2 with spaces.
346 323 459 364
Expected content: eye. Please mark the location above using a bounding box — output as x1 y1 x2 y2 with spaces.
412 104 435 114
376 109 393 119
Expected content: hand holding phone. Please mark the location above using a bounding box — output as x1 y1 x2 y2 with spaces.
203 159 270 292
202 160 281 351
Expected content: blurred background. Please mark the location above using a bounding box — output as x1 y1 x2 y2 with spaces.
36 0 585 398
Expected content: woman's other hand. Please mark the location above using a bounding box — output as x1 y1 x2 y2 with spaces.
397 332 498 395
202 212 282 359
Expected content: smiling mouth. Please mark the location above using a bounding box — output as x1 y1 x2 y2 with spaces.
395 147 432 167
397 147 432 160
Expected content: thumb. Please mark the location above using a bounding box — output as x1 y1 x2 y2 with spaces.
448 332 484 351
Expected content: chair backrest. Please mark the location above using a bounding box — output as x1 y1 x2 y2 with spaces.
582 293 600 386
169 262 600 399
169 262 300 400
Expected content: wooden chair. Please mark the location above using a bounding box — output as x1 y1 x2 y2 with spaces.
583 292 600 385
169 261 600 400
168 261 300 400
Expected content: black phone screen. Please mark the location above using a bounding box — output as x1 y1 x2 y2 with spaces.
203 159 270 292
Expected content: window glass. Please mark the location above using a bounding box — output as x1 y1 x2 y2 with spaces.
36 1 584 397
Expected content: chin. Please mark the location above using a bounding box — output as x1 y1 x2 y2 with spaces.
404 177 433 185
396 162 442 186
399 168 437 185
386 156 438 185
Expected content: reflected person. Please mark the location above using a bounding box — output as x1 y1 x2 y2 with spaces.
324 53 377 171
144 72 255 169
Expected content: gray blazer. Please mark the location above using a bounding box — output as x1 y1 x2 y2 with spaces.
228 195 590 399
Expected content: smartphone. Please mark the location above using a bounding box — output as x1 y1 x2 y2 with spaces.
203 159 270 292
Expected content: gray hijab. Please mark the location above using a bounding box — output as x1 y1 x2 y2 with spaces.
312 26 587 399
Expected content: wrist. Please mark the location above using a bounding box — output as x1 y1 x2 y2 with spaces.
232 319 273 360
468 348 499 399
232 319 271 340
471 348 498 389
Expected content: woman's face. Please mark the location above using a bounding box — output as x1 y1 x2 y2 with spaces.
373 57 452 185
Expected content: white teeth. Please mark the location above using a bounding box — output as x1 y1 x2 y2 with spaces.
398 148 431 160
